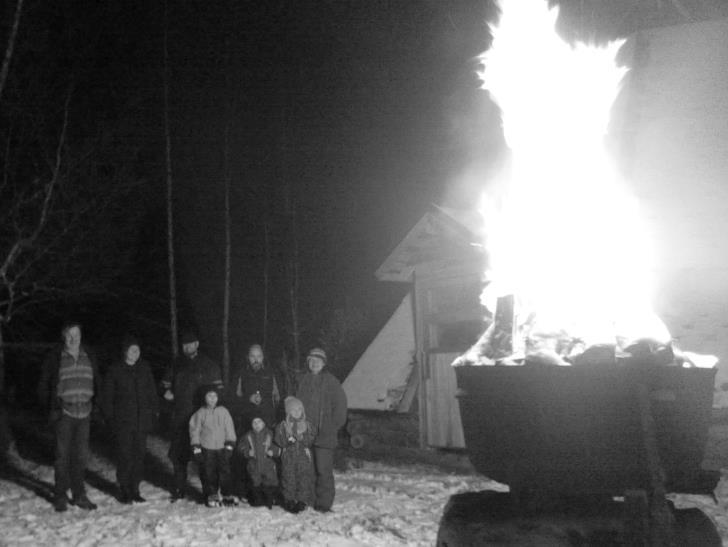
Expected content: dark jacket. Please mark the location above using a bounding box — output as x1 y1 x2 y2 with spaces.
163 352 222 427
101 358 159 433
37 344 101 422
243 427 279 487
228 363 280 427
296 370 347 449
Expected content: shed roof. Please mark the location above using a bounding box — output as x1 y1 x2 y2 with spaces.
375 207 484 283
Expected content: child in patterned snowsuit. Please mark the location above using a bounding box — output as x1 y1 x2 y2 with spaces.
274 396 316 513
242 416 280 508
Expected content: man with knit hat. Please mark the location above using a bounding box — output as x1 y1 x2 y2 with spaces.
162 329 223 501
296 347 347 512
38 321 101 512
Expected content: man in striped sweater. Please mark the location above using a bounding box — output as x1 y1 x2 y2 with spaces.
38 321 101 512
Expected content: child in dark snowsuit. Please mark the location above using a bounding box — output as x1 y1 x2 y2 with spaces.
241 416 280 508
274 396 316 513
189 386 237 507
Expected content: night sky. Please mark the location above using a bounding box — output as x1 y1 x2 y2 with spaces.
2 0 721 374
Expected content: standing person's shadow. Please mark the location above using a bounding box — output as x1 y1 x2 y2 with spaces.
5 408 174 505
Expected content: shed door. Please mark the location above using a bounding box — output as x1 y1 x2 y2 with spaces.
425 352 465 448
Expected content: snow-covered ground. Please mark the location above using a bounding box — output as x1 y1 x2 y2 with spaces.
1 422 726 546
0 430 503 547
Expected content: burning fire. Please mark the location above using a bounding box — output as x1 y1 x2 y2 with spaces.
456 0 715 368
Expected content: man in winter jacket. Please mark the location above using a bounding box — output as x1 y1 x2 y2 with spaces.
101 335 159 504
227 343 279 499
161 330 223 500
227 344 280 434
296 347 347 513
37 321 101 512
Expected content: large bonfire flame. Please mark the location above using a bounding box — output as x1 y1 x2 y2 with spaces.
456 0 715 368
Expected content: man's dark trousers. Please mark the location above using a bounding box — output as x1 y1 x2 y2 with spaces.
313 447 335 511
54 414 90 499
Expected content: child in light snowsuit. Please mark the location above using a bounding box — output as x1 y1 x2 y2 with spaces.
189 386 237 507
274 396 316 513
241 416 280 508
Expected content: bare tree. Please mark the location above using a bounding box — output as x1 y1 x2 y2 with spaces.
163 0 179 360
262 220 270 350
221 116 232 386
0 0 23 103
0 0 26 399
287 189 301 373
0 87 71 395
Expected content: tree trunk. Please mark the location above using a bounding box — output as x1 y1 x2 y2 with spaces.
280 95 301 373
163 0 178 359
0 0 24 104
0 323 13 457
221 119 232 386
0 323 5 401
263 220 270 350
290 207 301 372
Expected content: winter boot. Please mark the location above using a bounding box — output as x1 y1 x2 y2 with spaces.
222 495 239 507
283 498 298 514
71 495 97 510
248 487 264 507
118 487 132 504
53 494 68 513
261 486 275 509
170 488 185 502
206 494 222 508
131 492 146 503
293 500 307 513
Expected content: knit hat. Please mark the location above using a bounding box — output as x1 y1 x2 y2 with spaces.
180 330 199 345
284 396 305 417
306 347 327 364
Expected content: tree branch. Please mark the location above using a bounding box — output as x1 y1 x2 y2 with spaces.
0 0 24 104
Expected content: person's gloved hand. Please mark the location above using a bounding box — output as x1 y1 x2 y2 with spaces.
224 442 234 460
163 389 174 402
192 444 203 465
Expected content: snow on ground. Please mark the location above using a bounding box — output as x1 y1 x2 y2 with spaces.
0 431 502 547
1 416 727 546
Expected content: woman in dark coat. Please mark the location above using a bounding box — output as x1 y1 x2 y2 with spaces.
101 335 159 503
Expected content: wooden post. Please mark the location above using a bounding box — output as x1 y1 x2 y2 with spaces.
635 380 675 546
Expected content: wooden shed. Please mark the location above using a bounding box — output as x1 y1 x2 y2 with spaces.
343 206 487 448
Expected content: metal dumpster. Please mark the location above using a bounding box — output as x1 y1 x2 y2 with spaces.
455 363 717 497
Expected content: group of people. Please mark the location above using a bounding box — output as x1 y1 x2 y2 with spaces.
37 321 348 514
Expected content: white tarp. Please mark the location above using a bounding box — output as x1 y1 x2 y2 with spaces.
343 293 415 410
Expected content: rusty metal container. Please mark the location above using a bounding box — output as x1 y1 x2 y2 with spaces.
455 364 717 496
